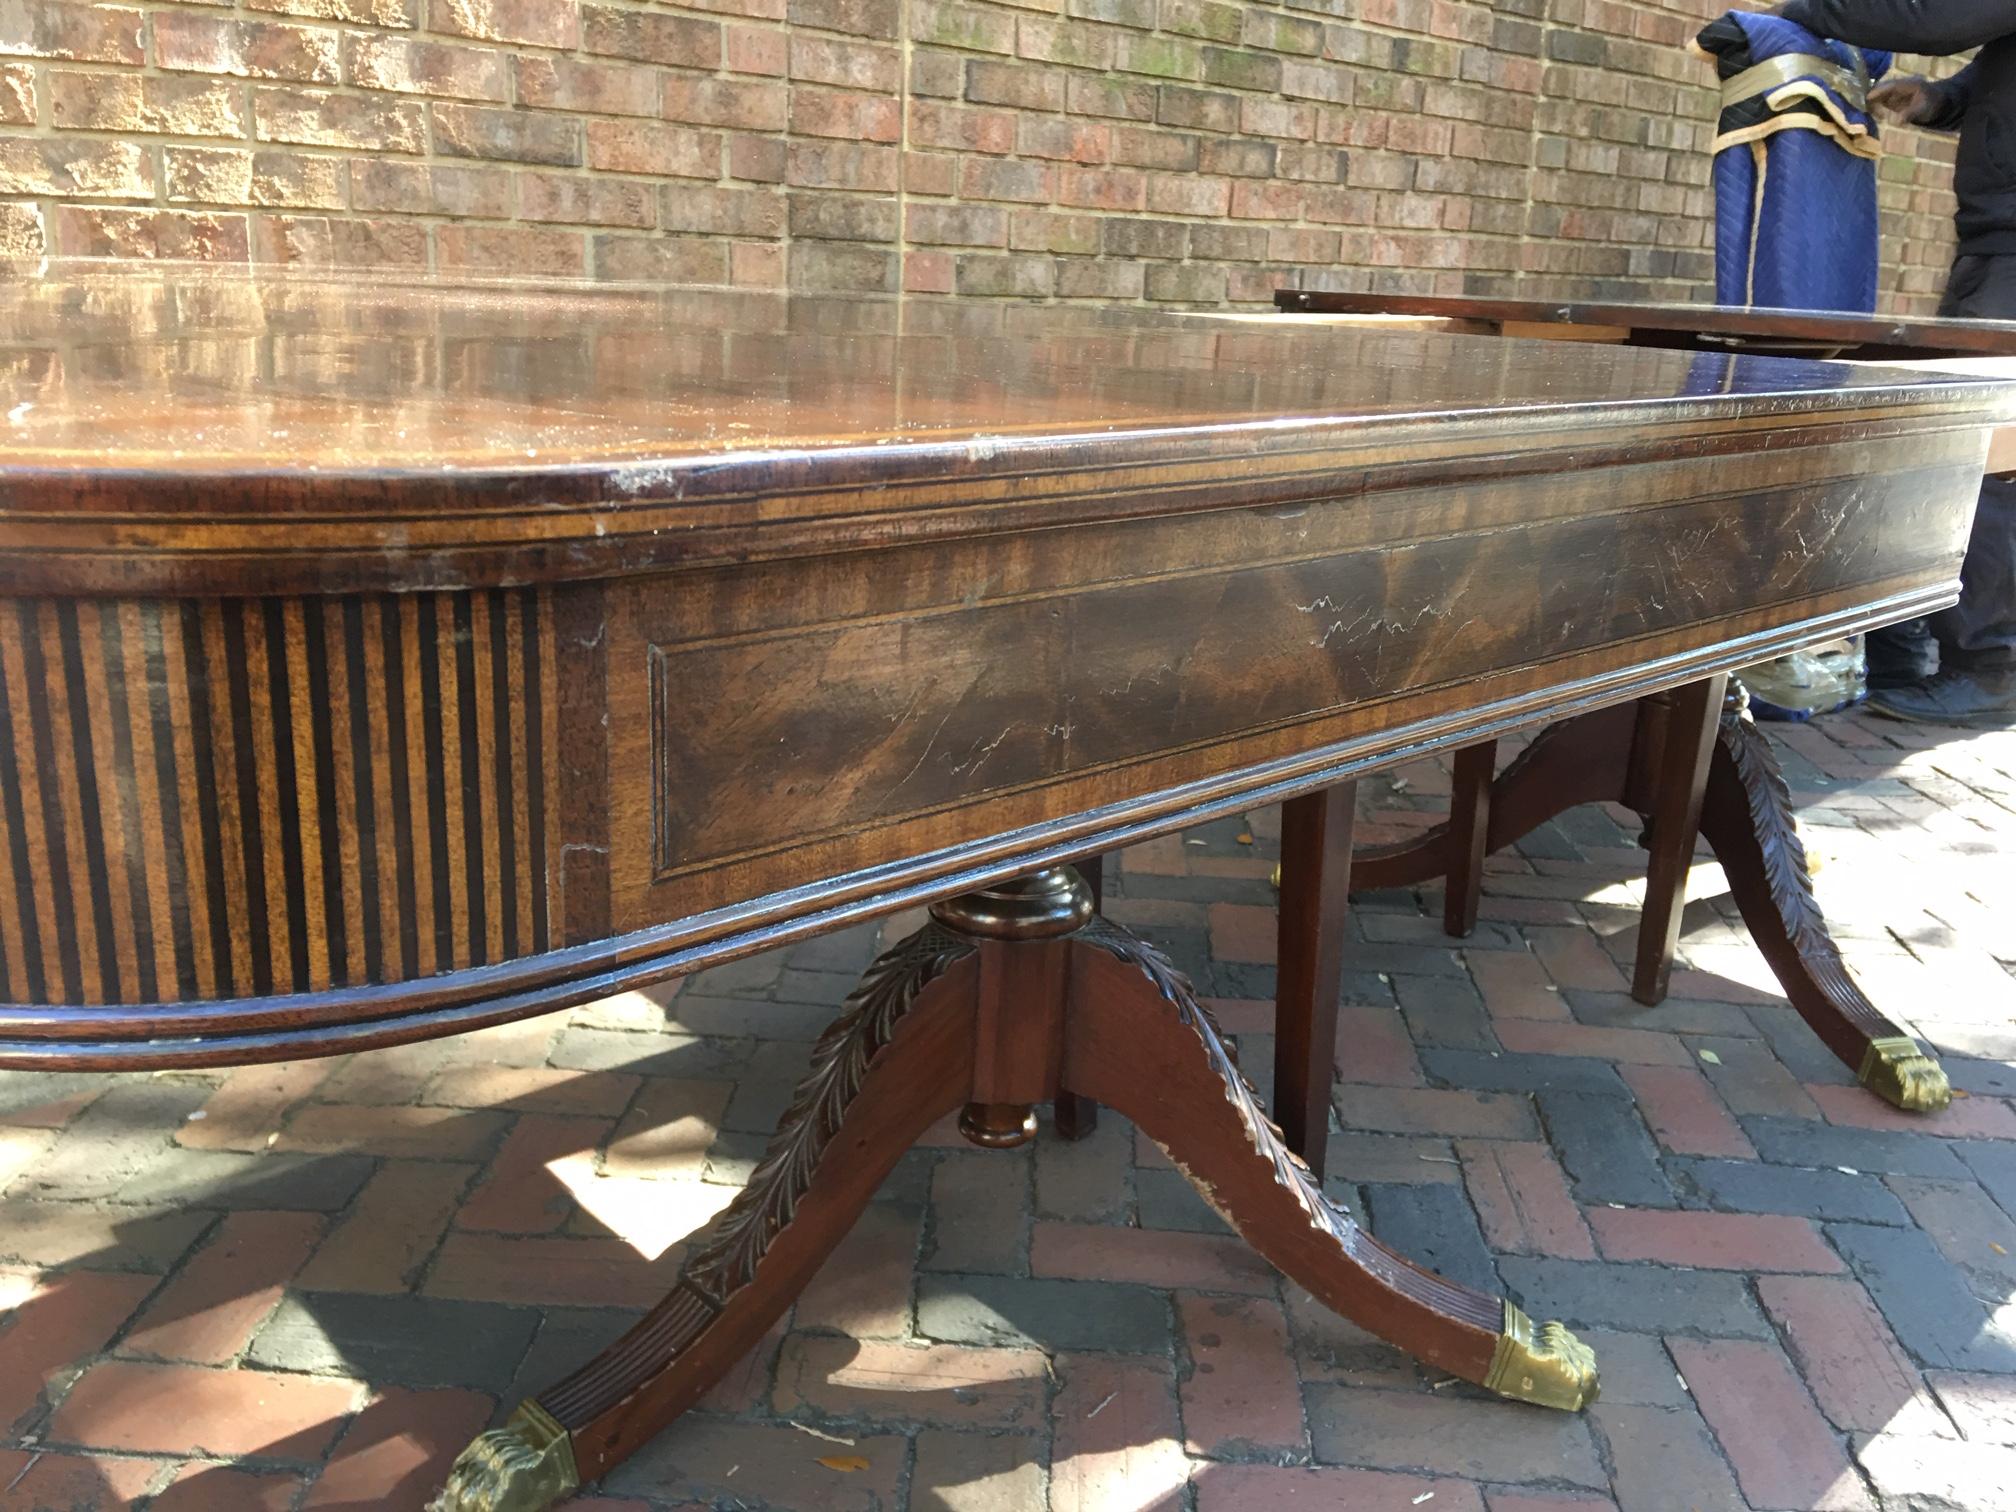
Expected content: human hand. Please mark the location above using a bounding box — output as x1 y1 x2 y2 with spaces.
1869 77 1937 123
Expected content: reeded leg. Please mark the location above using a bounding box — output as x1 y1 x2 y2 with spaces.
430 924 981 1511
1632 676 1725 1005
1444 743 1496 937
1274 783 1356 1177
1065 918 1598 1410
1698 683 1949 1111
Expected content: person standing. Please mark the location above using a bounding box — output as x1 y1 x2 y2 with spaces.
1776 0 2016 727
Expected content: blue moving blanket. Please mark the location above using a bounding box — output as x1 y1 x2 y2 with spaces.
1696 12 1891 311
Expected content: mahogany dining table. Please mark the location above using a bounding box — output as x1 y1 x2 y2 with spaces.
2 264 2010 1510
1255 287 2016 1163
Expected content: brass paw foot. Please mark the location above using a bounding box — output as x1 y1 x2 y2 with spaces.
1859 1035 1952 1113
1484 1303 1599 1411
430 1402 578 1512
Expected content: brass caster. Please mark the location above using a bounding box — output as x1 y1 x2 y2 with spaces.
1484 1302 1599 1411
429 1401 578 1512
1859 1035 1951 1113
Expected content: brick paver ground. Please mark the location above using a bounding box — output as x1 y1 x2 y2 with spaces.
3 706 2015 1511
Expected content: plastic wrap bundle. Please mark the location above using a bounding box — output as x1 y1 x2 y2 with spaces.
1695 12 1891 312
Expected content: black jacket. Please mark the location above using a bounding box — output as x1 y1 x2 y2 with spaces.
1779 0 2016 255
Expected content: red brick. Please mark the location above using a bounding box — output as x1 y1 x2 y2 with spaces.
728 240 784 284
0 1270 156 1431
790 32 900 91
422 1064 638 1117
1456 1138 1596 1259
1668 1337 1875 1511
277 1102 506 1159
153 12 340 81
786 138 897 191
432 0 578 50
1177 1294 1307 1459
342 34 511 101
303 1385 494 1510
1051 1353 1187 1512
437 221 586 275
1528 925 1632 993
177 1061 331 1152
904 247 954 292
447 1114 590 1234
587 120 720 178
1590 1209 1841 1272
912 1428 1044 1510
1808 1082 2016 1139
773 1335 1047 1428
296 1160 473 1293
122 1211 323 1365
1496 1018 1692 1067
1031 1221 1277 1295
1207 901 1276 965
51 71 243 135
152 1463 307 1511
1618 1063 1755 1158
0 0 142 64
581 3 718 67
0 1449 165 1507
51 1360 361 1458
602 1079 734 1180
600 1419 902 1508
0 1083 95 1129
1889 1176 2016 1283
253 85 425 152
1471 947 1573 1021
351 160 511 218
1754 1276 1949 1436
726 23 787 75
0 137 151 197
1485 1497 1617 1512
663 75 787 131
1200 1465 1488 1512
1333 1003 1425 1086
794 1199 923 1339
1338 1085 1536 1138
433 102 579 166
424 1231 680 1309
1121 835 1190 876
514 55 657 117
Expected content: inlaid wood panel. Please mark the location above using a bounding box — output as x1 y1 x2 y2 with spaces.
0 590 557 1007
610 418 1985 926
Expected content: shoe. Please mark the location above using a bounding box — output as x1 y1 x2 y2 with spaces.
1865 665 2016 729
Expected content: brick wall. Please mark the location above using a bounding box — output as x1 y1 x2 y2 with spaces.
0 0 1970 312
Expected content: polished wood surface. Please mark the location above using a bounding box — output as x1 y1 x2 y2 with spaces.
4 264 2013 1068
1285 288 1975 1114
4 263 2011 596
6 265 2009 1506
1273 288 2016 359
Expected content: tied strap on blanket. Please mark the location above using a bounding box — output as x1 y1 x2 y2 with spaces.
1694 12 1892 311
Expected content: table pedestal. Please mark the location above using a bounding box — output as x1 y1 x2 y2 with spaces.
1348 678 1949 1113
432 866 1598 1511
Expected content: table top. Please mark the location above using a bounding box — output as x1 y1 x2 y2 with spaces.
6 263 2015 595
5 265 2015 1060
1272 289 2016 359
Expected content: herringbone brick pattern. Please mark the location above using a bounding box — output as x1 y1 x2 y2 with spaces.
3 706 2015 1509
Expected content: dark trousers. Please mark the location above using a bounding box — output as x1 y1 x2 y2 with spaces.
1869 254 2016 680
